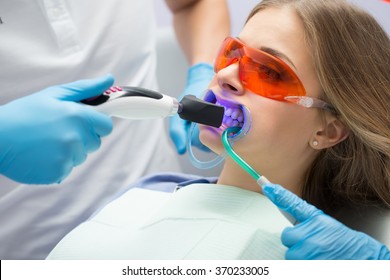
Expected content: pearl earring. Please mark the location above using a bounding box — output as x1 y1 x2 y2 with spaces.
312 140 319 147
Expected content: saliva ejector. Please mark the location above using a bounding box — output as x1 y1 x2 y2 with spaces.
81 86 224 127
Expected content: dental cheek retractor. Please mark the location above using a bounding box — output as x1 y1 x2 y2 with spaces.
187 101 253 170
81 86 224 128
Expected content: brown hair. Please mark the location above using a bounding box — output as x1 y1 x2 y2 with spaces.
247 0 390 215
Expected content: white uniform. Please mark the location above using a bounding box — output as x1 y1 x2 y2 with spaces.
0 0 180 259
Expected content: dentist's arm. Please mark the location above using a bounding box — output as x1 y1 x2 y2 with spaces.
0 75 114 185
165 0 230 154
262 183 390 260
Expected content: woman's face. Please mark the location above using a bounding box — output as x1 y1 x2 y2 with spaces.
199 6 325 177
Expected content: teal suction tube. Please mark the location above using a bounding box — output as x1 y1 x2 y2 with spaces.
222 127 270 187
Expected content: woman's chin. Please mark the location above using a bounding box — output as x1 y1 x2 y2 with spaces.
199 125 224 155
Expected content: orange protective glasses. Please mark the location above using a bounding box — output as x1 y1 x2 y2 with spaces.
214 37 336 113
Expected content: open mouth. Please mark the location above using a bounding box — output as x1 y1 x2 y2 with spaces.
203 90 245 130
186 90 252 170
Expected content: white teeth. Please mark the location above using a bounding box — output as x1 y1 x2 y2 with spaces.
222 107 244 128
225 108 233 117
224 107 243 120
214 99 244 128
225 117 234 127
231 109 241 120
232 120 239 127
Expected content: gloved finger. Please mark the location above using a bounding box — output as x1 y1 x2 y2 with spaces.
282 222 326 259
72 141 88 166
281 210 343 248
55 163 74 184
82 106 113 137
169 116 188 154
285 243 310 260
53 74 115 101
80 120 103 153
84 133 102 153
280 221 318 248
41 156 74 184
26 168 67 185
262 183 323 223
285 233 337 260
186 63 215 90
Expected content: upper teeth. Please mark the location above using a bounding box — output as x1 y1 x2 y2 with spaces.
216 101 244 128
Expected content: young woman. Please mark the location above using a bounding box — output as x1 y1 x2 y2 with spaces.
203 0 389 217
48 0 390 259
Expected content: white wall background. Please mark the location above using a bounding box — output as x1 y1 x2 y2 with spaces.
153 0 390 36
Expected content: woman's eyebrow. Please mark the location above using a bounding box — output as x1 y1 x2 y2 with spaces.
236 37 297 70
260 46 297 70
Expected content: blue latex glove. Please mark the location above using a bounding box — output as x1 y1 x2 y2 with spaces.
262 183 390 260
169 63 215 154
0 75 114 184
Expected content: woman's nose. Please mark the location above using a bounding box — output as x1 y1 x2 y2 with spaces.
216 62 245 96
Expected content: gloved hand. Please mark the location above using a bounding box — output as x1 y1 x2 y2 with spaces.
0 75 114 184
262 183 390 260
169 63 214 154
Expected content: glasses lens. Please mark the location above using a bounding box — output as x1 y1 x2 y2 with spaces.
215 37 306 100
214 38 240 72
240 56 306 100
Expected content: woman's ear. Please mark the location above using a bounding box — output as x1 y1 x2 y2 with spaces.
311 117 349 149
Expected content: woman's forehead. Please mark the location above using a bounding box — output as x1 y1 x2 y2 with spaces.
239 7 322 99
239 7 305 54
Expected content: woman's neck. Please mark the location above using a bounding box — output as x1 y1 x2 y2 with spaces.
217 156 308 196
217 158 263 193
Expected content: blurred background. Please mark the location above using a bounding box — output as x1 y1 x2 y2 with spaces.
153 0 390 36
